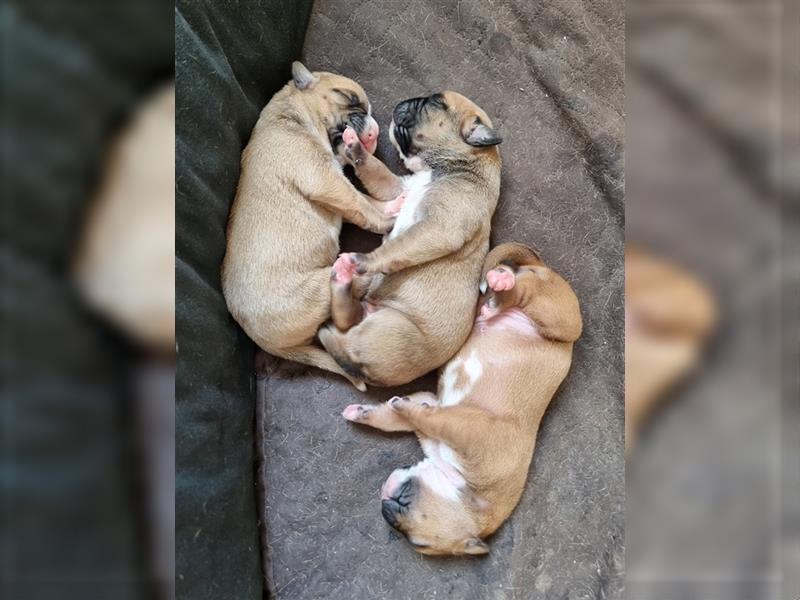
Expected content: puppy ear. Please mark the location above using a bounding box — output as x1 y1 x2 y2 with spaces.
464 118 502 147
291 61 318 90
462 537 490 555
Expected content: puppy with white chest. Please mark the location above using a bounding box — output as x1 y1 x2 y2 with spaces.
319 91 503 387
342 243 582 555
222 63 397 389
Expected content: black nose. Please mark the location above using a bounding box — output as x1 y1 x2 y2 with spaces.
393 96 428 128
381 499 400 526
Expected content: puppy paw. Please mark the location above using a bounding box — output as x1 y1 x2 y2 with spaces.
332 253 359 284
345 252 369 275
389 395 433 411
486 266 515 291
342 126 366 165
342 404 372 421
385 192 407 217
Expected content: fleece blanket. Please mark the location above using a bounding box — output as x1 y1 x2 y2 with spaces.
256 1 625 598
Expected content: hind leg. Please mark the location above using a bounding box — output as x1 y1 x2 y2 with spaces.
330 255 364 331
264 267 366 390
319 307 432 387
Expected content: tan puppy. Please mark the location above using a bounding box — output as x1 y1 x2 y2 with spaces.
74 82 175 354
341 243 582 555
222 63 396 390
625 245 716 452
319 92 502 387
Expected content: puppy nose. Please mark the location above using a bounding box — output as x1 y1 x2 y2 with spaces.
381 499 401 526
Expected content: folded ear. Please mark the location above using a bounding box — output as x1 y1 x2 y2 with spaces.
464 118 502 147
462 537 490 555
291 61 318 90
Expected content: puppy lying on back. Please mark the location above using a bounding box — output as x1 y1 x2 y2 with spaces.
342 243 582 555
319 92 502 387
222 63 396 390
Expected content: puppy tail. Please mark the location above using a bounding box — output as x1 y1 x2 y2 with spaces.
317 326 369 386
480 242 543 288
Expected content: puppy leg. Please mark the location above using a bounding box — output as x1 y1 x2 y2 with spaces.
342 126 403 202
330 254 364 331
342 393 437 431
388 401 498 453
319 307 433 386
300 166 394 234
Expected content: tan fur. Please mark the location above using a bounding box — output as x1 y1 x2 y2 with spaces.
320 91 502 386
221 65 393 389
345 243 582 555
74 82 175 354
625 245 716 452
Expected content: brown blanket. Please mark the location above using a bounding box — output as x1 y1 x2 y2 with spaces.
257 1 624 598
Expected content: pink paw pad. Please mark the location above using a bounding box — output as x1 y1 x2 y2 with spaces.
342 404 369 421
385 192 407 216
342 126 359 147
332 254 358 283
486 267 515 291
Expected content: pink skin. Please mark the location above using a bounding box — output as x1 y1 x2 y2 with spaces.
381 468 408 500
478 266 516 320
486 266 515 291
332 253 358 284
343 123 379 156
384 191 406 216
342 403 371 421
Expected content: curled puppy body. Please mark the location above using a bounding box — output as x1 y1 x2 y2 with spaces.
222 63 395 390
321 91 503 387
343 243 583 555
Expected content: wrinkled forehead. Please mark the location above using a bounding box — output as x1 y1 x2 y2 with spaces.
439 90 493 126
318 73 367 100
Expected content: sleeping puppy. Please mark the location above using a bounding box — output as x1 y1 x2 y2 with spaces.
319 92 502 387
342 243 582 555
222 62 396 390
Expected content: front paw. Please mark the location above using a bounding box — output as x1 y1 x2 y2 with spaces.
342 126 367 166
340 252 370 275
384 192 407 217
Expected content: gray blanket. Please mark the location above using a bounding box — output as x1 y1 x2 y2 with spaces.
257 1 625 598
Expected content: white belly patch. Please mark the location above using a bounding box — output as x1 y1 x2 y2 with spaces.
440 350 483 407
389 170 432 239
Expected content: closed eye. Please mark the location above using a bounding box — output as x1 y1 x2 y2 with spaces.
332 88 367 113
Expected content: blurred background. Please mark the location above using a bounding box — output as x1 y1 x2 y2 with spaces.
626 1 798 600
1 1 174 599
1 1 797 600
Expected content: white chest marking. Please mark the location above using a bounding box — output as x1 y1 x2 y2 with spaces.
440 350 483 407
389 170 432 239
412 445 465 501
